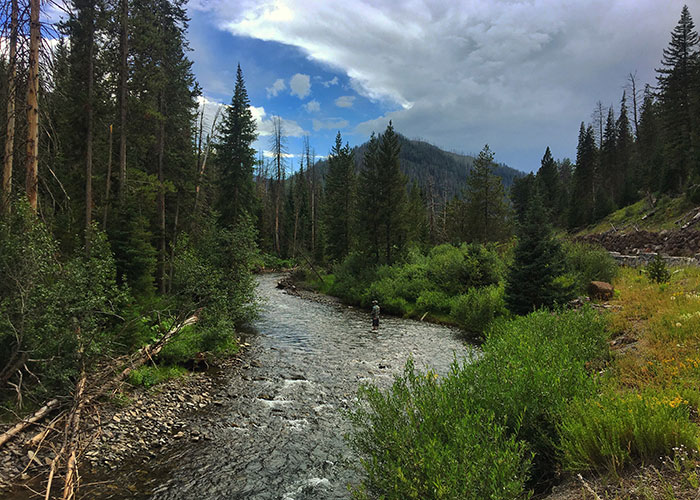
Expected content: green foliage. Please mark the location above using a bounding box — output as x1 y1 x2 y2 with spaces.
647 253 671 283
426 243 504 295
506 195 573 315
558 389 699 474
323 131 356 263
450 285 506 338
562 241 619 294
127 364 187 388
348 360 532 500
348 308 608 497
415 290 452 316
465 309 609 476
0 204 127 394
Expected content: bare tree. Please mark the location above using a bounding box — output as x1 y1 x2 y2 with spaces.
25 0 40 213
626 71 641 138
270 116 286 255
2 0 18 215
591 101 605 149
117 0 128 200
193 104 222 213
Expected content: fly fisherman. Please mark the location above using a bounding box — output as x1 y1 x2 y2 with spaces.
371 300 380 331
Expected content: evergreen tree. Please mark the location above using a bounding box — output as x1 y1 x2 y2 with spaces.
216 64 258 227
656 5 699 192
510 173 537 225
355 133 383 263
376 122 408 264
616 91 635 205
535 146 560 215
406 181 428 246
596 106 616 218
637 87 664 193
463 144 510 243
569 123 597 228
505 193 571 315
323 131 355 263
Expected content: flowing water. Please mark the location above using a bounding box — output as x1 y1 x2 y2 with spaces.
85 274 473 499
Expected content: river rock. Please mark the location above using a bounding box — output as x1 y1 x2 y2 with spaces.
588 281 614 300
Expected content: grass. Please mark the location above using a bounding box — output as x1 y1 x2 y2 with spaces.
576 196 696 235
127 364 188 388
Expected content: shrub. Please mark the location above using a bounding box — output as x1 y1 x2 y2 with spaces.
427 243 504 295
348 360 532 500
449 285 506 337
558 389 699 474
416 290 452 316
647 253 671 284
462 308 609 480
329 252 377 304
562 241 619 294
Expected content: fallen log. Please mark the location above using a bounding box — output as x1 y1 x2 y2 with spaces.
0 399 60 448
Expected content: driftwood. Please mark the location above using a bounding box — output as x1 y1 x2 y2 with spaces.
0 398 59 448
2 312 200 499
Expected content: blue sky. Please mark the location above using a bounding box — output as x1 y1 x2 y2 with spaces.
186 0 693 173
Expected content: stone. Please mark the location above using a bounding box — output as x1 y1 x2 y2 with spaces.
588 281 614 300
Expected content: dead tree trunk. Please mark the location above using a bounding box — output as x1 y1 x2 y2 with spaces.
85 3 95 253
118 0 128 200
103 124 113 229
157 95 166 294
2 0 18 216
25 0 40 213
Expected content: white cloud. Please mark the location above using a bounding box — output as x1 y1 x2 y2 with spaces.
304 99 321 112
290 73 311 99
312 118 349 132
204 0 690 169
262 150 296 158
252 105 307 137
266 78 286 98
334 95 355 108
322 76 339 87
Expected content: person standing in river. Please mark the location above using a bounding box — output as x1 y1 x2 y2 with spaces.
371 300 380 330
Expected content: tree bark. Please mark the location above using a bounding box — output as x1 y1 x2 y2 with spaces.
85 3 95 253
103 124 113 229
157 96 166 294
2 0 18 216
118 0 128 200
25 0 40 213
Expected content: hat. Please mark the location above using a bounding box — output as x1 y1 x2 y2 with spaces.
372 300 378 304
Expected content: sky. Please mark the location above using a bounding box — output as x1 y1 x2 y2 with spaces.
186 0 693 173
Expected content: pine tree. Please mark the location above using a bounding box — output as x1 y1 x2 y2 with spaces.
535 146 560 215
656 5 699 192
463 144 510 243
616 91 635 205
376 122 408 263
216 64 258 227
355 133 383 263
569 123 597 228
596 106 616 218
323 131 355 263
505 193 571 315
637 86 664 193
510 173 537 225
406 181 428 246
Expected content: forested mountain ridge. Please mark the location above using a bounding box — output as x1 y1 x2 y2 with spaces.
314 134 523 198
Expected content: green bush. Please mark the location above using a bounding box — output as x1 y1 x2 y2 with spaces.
449 285 506 337
348 360 532 500
348 308 609 496
460 308 609 480
427 243 504 295
128 364 187 388
416 290 452 315
562 241 619 294
329 252 377 304
646 253 671 284
558 389 699 474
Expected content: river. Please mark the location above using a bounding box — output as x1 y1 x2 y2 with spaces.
83 274 473 499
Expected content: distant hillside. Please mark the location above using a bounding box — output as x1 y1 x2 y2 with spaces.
313 135 524 199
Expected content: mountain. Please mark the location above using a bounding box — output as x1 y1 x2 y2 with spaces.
312 135 524 199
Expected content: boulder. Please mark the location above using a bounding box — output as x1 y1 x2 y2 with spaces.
588 281 614 300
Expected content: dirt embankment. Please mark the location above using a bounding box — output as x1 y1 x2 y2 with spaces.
578 228 700 258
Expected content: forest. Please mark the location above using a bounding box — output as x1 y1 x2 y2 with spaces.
0 0 699 498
